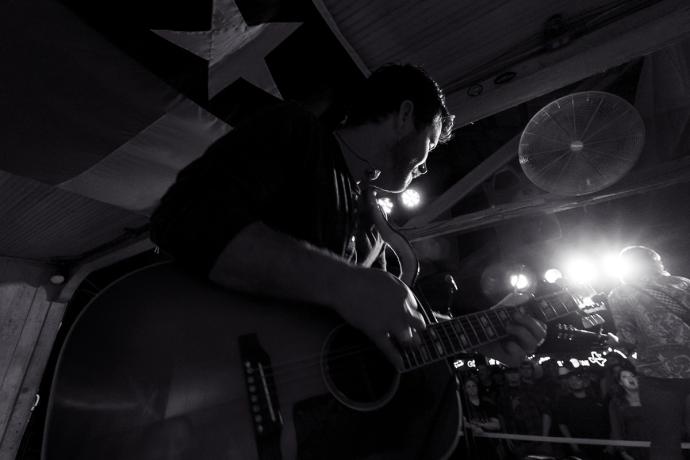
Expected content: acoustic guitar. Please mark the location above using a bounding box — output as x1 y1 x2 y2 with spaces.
42 262 589 460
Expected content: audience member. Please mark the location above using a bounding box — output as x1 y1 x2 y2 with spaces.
555 366 610 460
496 367 552 458
608 366 648 460
600 355 624 403
453 377 502 460
476 362 499 403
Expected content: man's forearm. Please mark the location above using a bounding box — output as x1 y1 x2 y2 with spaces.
209 221 360 311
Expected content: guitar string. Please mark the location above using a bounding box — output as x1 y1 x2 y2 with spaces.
261 314 510 376
259 328 506 382
262 310 512 376
249 293 576 380
262 326 501 380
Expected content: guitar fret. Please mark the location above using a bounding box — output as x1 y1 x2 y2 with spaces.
469 315 488 343
486 310 506 337
435 324 454 356
550 301 559 318
401 348 417 369
496 308 511 328
410 343 424 366
430 328 446 356
427 328 441 356
461 316 481 346
401 349 413 369
421 329 438 361
451 320 470 349
477 313 496 339
419 342 431 362
443 321 462 353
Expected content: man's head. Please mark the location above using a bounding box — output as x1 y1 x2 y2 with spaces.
343 64 454 192
618 245 667 284
505 367 521 387
463 378 479 397
618 246 668 284
519 360 534 383
477 363 491 383
617 368 638 392
564 370 586 395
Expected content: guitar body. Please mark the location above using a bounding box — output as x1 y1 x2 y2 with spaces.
43 263 460 460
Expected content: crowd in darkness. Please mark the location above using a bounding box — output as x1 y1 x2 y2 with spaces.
451 354 689 460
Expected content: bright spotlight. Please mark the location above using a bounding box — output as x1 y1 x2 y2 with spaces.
565 257 597 285
377 197 394 214
602 252 623 279
544 268 563 283
509 273 530 290
401 188 421 208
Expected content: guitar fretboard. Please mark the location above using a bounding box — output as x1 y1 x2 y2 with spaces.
401 291 580 371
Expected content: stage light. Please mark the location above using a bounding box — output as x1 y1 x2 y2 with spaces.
509 273 530 290
565 257 597 285
401 188 421 208
544 268 562 283
602 252 623 279
377 197 394 214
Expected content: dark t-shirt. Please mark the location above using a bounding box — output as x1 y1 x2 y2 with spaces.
555 393 609 439
150 102 383 273
464 398 499 424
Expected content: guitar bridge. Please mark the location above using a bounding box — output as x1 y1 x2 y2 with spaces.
238 334 283 456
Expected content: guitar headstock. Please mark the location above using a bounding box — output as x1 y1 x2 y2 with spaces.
553 323 608 350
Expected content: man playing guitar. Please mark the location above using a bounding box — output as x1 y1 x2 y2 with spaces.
43 64 546 460
150 63 546 458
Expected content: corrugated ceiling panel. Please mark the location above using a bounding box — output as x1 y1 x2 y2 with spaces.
321 0 616 89
0 172 147 260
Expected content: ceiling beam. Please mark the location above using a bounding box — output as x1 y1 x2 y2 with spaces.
445 0 690 128
405 136 520 227
402 156 690 242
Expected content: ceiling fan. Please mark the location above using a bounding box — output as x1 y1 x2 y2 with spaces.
518 91 645 196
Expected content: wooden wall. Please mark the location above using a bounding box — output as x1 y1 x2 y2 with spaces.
0 258 65 459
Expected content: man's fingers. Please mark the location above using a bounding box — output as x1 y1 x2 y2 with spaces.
406 303 427 331
483 341 526 368
511 312 547 337
505 321 540 354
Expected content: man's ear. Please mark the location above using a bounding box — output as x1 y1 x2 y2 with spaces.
395 100 415 134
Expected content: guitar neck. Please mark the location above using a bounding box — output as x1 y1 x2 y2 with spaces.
401 291 581 371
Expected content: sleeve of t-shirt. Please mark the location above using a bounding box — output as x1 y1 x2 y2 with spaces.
150 103 322 274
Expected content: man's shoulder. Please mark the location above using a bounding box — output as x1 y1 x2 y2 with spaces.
252 102 321 127
663 274 690 289
210 102 326 151
608 284 639 304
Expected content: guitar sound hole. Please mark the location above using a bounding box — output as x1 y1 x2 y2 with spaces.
321 325 399 410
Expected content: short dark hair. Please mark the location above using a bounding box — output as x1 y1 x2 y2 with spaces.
344 63 454 143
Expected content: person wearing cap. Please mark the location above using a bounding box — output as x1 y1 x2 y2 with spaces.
607 245 690 460
554 365 609 459
496 366 552 457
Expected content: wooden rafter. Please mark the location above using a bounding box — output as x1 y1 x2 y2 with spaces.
402 156 690 242
445 0 690 128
